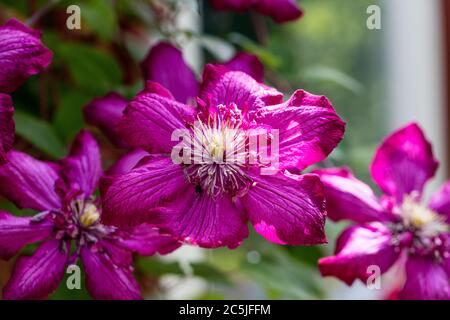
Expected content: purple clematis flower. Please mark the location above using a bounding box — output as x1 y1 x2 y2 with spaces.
0 130 179 300
100 63 345 249
0 19 51 163
209 0 303 23
0 18 52 93
315 123 450 300
0 94 14 163
84 41 266 174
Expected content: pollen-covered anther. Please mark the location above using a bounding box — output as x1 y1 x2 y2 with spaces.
185 110 253 198
401 196 449 237
80 203 101 227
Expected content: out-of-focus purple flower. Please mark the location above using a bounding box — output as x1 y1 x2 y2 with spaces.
85 42 266 173
209 0 303 23
315 123 450 300
84 92 129 148
0 19 52 93
0 94 14 163
100 63 345 249
0 130 180 300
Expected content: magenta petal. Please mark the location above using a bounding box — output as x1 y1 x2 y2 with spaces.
0 211 53 260
398 256 450 300
118 82 195 153
223 52 264 82
3 240 68 300
60 130 102 197
115 224 181 256
156 188 248 249
200 66 283 111
81 245 141 300
0 19 52 93
319 223 399 285
428 181 450 222
254 0 303 23
314 167 394 223
101 156 186 227
107 149 148 175
241 171 327 245
0 93 14 163
255 90 345 170
84 92 128 148
0 150 61 211
209 0 303 23
141 42 199 103
370 123 438 202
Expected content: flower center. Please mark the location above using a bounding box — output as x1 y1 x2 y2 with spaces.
79 203 101 227
400 196 448 237
184 105 254 198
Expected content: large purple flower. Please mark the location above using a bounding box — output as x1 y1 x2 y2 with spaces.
84 41 266 173
209 0 303 23
0 131 179 300
0 18 52 93
100 62 345 249
315 123 450 300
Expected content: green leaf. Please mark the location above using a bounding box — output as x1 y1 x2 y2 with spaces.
191 263 232 287
15 111 66 158
137 257 184 276
241 245 324 299
83 0 118 40
303 65 365 94
228 33 281 69
57 43 123 96
53 90 91 141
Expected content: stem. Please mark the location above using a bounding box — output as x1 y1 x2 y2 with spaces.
26 0 60 26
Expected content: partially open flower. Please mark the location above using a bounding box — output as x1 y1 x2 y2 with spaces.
0 19 52 93
316 123 450 300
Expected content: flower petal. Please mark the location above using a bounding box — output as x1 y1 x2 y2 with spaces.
241 170 327 245
2 240 68 300
0 93 14 163
314 167 394 223
254 0 303 23
428 181 450 222
155 188 248 248
60 130 102 197
370 123 438 202
117 82 195 153
0 211 53 260
254 90 345 170
319 223 399 285
115 223 181 255
84 92 128 148
101 156 186 227
200 65 282 111
0 150 61 211
223 52 264 82
209 0 303 23
81 245 141 300
398 256 450 300
141 42 199 103
107 149 148 175
0 19 52 93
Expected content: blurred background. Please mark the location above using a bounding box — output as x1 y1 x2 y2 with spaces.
0 0 448 299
